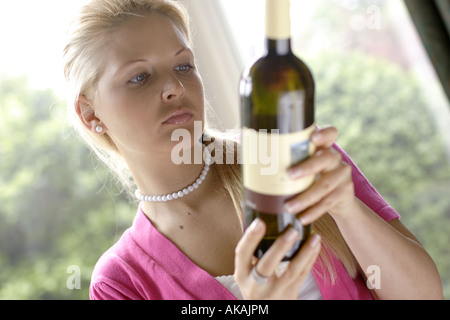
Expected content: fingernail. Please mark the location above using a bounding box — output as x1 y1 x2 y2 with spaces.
288 168 303 179
248 218 263 232
298 215 309 226
283 228 299 242
284 202 296 214
285 201 304 214
309 233 321 248
311 132 322 144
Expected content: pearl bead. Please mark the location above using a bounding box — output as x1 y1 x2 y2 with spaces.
135 146 211 203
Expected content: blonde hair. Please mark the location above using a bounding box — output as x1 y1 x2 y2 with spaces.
63 0 356 284
63 0 191 194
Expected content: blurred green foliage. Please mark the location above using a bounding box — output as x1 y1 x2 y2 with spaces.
0 47 449 299
310 50 450 298
0 76 134 299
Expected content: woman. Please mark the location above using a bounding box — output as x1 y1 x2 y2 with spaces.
63 0 443 300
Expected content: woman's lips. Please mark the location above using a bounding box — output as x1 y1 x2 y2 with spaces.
162 107 194 125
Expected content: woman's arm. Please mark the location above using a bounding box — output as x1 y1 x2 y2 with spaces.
285 126 443 300
333 198 443 299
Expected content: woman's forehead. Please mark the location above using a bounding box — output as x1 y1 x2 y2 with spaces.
107 14 189 59
95 14 192 82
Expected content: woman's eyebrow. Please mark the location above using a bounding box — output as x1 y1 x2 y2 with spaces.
175 47 193 56
115 59 148 77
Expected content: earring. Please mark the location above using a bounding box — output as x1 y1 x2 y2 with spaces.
96 126 103 133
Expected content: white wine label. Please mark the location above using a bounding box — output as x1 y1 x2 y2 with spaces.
242 124 316 197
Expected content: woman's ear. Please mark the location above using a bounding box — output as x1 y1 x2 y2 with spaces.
75 95 106 134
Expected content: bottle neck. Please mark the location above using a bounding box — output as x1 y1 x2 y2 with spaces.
265 0 292 56
265 38 292 56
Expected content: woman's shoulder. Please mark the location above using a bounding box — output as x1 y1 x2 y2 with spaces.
90 230 134 283
89 229 145 299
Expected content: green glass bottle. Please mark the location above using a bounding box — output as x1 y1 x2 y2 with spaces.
240 0 315 260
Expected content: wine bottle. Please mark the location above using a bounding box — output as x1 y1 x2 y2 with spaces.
240 0 316 260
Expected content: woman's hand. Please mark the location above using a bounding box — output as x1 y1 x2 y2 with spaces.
285 126 357 224
234 218 321 300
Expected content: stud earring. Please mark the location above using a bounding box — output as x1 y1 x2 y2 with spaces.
96 126 103 133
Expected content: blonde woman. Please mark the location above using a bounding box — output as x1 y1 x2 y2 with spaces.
63 0 443 300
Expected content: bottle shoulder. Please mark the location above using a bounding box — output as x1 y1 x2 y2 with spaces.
241 53 314 90
246 53 312 74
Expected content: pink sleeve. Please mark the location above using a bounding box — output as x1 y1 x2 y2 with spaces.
90 281 130 300
90 278 144 300
334 143 400 222
89 279 148 300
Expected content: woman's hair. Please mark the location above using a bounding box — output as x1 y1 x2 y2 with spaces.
63 0 357 283
63 0 191 194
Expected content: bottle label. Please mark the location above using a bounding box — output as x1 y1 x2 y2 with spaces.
242 124 316 213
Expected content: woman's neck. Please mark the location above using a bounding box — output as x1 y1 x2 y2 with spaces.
132 148 206 193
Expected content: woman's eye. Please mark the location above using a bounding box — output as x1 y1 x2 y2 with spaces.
176 64 194 73
129 73 149 84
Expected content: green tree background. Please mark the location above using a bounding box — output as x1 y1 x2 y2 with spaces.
0 76 134 299
310 51 450 297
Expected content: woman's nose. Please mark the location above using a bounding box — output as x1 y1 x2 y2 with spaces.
161 75 185 102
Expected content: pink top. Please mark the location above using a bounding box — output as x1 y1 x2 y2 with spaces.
89 144 400 300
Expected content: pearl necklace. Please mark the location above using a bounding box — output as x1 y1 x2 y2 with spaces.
135 147 212 203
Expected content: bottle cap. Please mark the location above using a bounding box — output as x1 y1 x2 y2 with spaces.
265 0 291 40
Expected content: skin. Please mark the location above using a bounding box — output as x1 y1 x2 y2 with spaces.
76 14 443 300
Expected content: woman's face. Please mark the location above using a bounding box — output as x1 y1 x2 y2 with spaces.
92 14 204 157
